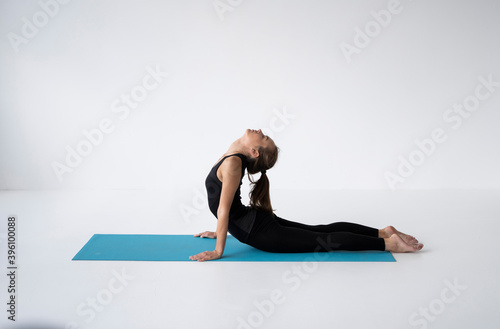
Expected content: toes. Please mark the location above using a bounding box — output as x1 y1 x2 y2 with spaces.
411 243 423 251
402 234 419 244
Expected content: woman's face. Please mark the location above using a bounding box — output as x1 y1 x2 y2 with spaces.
244 129 275 155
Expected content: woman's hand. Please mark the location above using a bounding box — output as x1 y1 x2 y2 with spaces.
193 231 217 239
190 231 223 261
189 250 222 262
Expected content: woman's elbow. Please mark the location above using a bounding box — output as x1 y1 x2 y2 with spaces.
217 208 229 219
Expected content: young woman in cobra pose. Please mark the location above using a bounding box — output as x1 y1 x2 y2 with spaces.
189 129 423 262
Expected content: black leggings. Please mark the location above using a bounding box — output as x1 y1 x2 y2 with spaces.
246 212 385 253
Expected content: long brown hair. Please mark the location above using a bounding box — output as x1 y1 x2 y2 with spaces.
247 145 279 213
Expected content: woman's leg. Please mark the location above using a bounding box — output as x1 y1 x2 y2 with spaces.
274 216 421 245
247 214 385 253
274 215 379 237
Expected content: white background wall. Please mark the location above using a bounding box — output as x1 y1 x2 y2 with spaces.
1 0 499 191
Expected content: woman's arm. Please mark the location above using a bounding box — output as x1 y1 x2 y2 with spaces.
189 156 242 262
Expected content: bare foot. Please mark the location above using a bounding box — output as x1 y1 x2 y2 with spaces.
381 226 419 244
384 234 423 253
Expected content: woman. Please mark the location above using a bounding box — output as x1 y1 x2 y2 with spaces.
189 129 423 262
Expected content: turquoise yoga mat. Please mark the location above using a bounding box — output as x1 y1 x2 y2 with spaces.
72 234 395 262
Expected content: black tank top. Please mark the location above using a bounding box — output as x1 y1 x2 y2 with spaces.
205 153 256 242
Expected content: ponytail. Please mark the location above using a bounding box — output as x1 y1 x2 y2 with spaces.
247 146 279 213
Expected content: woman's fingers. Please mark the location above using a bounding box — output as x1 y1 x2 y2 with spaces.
193 231 215 238
189 251 207 261
189 250 220 262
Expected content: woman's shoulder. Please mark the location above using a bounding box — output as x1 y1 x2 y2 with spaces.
220 154 243 170
220 153 247 164
217 155 245 182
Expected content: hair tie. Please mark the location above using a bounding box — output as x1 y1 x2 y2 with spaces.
261 170 267 174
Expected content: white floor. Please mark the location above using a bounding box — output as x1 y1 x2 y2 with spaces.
0 189 499 329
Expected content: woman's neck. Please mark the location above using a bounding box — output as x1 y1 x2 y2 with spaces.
225 139 251 158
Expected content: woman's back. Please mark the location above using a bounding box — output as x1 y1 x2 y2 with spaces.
205 153 256 242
